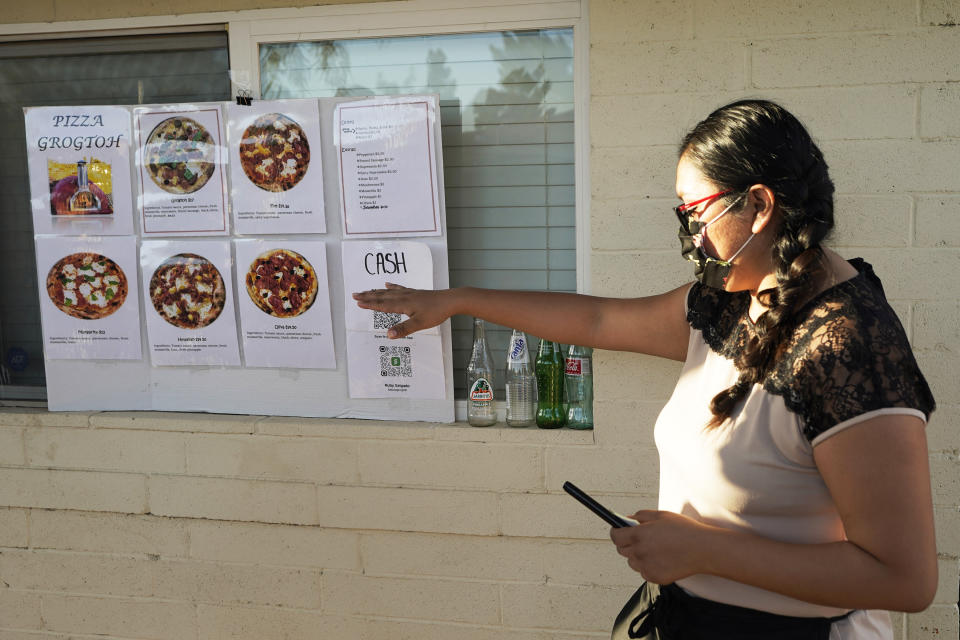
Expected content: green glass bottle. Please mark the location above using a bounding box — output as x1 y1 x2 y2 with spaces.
535 339 565 428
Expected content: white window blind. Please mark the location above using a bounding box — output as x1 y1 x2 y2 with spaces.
0 31 230 399
259 28 575 396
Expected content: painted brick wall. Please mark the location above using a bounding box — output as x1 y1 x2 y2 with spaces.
1 1 958 639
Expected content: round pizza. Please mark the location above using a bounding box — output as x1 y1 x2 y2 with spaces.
149 253 226 329
46 253 127 320
145 116 217 194
239 113 310 192
245 249 318 318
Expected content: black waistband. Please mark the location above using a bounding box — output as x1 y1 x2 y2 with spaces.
615 582 854 640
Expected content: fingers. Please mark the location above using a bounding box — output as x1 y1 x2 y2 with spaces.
386 320 414 339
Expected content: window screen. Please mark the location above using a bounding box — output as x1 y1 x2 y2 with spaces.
259 29 575 396
0 31 231 400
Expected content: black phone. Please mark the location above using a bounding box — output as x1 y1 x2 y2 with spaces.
562 481 638 528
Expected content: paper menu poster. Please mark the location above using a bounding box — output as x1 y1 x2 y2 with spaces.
35 235 142 360
24 106 135 236
341 240 437 335
140 240 241 366
335 96 442 237
234 239 336 369
228 99 326 235
134 105 229 236
346 332 445 399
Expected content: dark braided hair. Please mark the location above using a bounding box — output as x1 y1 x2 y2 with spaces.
679 100 836 427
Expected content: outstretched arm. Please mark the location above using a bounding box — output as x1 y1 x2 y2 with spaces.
610 414 937 612
352 282 692 361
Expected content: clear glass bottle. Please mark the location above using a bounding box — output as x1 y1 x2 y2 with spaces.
565 344 594 430
535 339 565 428
466 317 496 427
505 329 536 427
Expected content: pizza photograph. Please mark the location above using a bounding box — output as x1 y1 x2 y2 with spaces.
149 253 226 329
144 116 217 194
46 253 128 320
239 113 310 192
245 249 318 318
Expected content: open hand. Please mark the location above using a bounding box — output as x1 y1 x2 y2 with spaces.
352 283 455 338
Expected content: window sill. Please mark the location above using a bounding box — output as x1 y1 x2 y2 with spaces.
0 407 596 445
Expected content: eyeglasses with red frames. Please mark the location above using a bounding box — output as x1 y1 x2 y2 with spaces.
674 189 731 234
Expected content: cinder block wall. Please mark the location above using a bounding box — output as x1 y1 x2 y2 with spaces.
1 1 958 639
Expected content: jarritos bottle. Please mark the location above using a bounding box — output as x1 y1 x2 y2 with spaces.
535 339 565 428
466 317 497 427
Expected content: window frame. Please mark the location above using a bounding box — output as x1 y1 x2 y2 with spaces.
0 0 590 415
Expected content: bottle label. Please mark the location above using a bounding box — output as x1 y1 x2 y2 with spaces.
508 336 526 363
469 378 494 402
565 357 582 376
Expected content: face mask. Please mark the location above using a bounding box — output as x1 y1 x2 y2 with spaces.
677 195 753 289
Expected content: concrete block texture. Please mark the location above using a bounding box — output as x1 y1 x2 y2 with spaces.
0 428 24 466
920 84 960 138
30 511 188 557
317 485 499 535
694 0 916 35
0 468 146 513
0 589 42 630
149 474 318 525
589 0 691 44
906 604 960 640
916 196 960 248
752 31 960 88
323 571 501 624
591 40 745 96
357 440 543 490
40 593 196 639
501 582 634 632
0 508 29 549
921 0 960 26
25 427 186 474
198 605 359 640
188 520 360 570
185 433 360 483
590 252 690 300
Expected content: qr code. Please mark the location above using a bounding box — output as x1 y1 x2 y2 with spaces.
373 311 402 330
379 345 413 377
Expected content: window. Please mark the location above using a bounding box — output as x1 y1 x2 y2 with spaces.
259 28 575 396
0 31 231 401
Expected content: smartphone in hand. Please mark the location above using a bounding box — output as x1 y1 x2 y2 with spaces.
563 481 639 528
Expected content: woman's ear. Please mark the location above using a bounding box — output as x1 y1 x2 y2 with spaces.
748 184 777 234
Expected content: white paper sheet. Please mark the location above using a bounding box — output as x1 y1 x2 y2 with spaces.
140 240 241 366
346 331 445 399
134 105 230 236
24 106 135 236
227 99 326 235
234 239 336 369
35 235 142 360
341 240 437 334
335 96 442 237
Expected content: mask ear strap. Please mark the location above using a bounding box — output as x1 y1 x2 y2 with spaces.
724 231 756 265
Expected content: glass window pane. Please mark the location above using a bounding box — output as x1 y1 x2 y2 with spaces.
260 29 575 397
0 32 230 400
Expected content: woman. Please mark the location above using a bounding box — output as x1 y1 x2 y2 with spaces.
352 100 936 639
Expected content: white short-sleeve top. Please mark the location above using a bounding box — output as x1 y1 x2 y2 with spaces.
654 259 935 633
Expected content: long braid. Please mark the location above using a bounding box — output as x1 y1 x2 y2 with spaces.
680 100 835 427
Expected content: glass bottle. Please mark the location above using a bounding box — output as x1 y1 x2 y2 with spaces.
535 339 565 428
505 329 536 427
565 344 594 430
466 317 496 427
